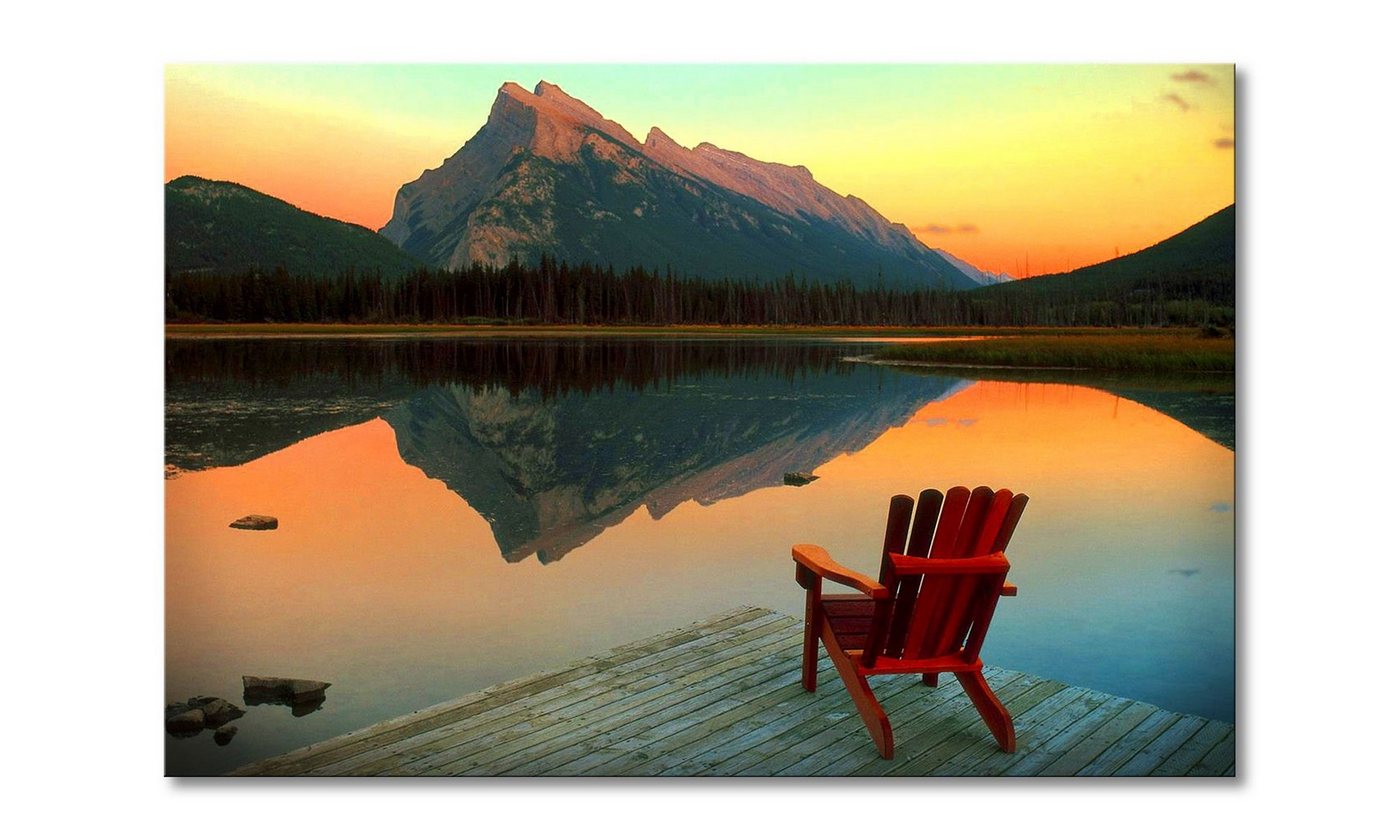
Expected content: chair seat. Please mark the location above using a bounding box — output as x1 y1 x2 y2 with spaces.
821 594 876 652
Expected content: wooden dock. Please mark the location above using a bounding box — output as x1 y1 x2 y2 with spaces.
231 606 1235 777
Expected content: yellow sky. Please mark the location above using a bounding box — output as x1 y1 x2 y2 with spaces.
165 65 1234 276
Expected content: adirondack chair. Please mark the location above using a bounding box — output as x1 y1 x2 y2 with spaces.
793 486 1029 759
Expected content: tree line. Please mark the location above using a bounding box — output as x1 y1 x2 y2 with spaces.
166 255 1234 327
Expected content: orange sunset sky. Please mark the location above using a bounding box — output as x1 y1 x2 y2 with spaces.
165 64 1234 277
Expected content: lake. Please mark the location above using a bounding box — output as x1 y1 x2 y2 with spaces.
165 336 1235 775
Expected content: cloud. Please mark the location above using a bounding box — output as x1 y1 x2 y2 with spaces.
1161 93 1192 112
1171 70 1214 85
913 223 979 235
1213 137 1235 149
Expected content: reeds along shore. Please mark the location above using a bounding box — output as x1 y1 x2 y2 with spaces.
870 331 1235 373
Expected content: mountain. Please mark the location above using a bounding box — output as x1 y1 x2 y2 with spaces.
952 204 1235 325
985 205 1234 300
166 175 420 277
933 248 1014 286
381 81 978 290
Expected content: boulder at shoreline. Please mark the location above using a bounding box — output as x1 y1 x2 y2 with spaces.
213 724 239 746
242 675 331 706
229 514 278 530
165 707 205 735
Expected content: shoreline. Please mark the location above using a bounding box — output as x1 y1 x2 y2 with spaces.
845 355 1092 372
865 331 1235 375
846 355 1234 375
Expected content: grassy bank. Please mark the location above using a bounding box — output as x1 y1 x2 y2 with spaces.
869 331 1234 373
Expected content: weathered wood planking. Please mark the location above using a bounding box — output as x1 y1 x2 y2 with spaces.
232 607 1234 777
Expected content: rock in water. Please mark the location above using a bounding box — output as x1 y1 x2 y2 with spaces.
188 696 245 727
229 514 278 530
784 472 819 486
242 675 332 706
165 707 205 735
213 724 239 746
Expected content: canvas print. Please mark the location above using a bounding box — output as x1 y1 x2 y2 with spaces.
164 65 1235 777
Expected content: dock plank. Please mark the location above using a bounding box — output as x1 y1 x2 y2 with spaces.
314 611 794 775
1113 716 1209 776
547 656 821 776
709 676 940 775
231 607 1233 777
389 624 801 775
1187 730 1236 777
480 640 809 776
888 677 1071 776
1150 720 1233 776
232 605 773 776
1073 708 1181 776
938 683 1084 776
1036 701 1160 776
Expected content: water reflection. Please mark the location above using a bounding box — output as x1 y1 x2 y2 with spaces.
170 339 965 564
167 339 864 470
165 337 1234 775
384 375 960 564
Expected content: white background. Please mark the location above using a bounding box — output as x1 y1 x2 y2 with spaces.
2 0 1394 836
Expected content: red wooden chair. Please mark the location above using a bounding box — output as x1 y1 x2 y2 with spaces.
793 486 1029 759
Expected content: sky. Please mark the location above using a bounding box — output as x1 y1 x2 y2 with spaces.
165 64 1234 277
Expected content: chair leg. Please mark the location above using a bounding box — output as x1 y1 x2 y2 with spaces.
801 590 820 692
956 669 1015 752
820 621 894 759
922 673 939 687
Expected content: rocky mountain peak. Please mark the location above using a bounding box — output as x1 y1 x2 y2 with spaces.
644 126 680 149
498 81 532 100
533 79 575 101
382 80 989 289
490 80 640 158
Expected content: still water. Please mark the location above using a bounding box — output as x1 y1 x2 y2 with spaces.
165 337 1234 775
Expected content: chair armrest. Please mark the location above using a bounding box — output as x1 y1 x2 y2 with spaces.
887 551 1012 577
883 552 1018 595
792 544 890 599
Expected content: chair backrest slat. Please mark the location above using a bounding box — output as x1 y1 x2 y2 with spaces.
882 489 943 657
927 573 982 657
929 486 972 558
952 486 996 557
991 494 1030 553
958 576 1006 660
923 489 1016 656
905 489 943 559
971 489 1015 556
866 495 914 663
874 485 1028 666
879 495 915 574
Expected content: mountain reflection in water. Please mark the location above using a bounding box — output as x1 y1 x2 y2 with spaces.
169 339 964 563
384 374 960 564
